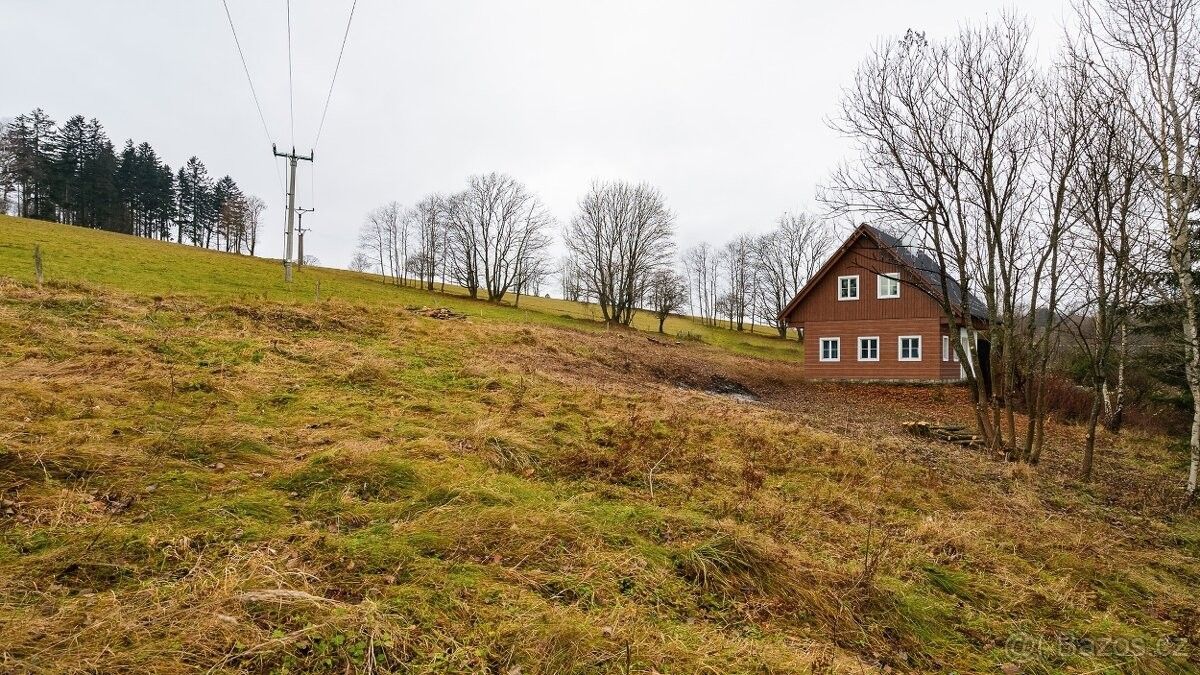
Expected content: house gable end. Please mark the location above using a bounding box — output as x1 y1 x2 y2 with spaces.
781 225 944 325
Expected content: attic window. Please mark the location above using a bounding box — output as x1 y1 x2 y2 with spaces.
877 272 900 299
838 275 859 301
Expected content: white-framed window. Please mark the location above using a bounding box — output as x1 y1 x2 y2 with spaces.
837 275 859 301
858 336 880 362
899 335 922 361
942 335 950 362
819 337 841 362
877 272 901 299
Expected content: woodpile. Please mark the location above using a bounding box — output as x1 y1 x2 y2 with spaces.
902 421 984 448
410 306 468 321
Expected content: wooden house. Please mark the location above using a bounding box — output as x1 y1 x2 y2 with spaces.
779 224 988 381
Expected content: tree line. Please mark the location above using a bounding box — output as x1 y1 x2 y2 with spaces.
821 0 1200 495
680 213 835 337
0 108 267 254
351 173 555 306
354 174 836 339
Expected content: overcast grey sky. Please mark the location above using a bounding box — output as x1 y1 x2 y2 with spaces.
4 1 1071 268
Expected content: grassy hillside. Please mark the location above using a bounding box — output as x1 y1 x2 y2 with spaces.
1 215 1199 673
0 216 801 361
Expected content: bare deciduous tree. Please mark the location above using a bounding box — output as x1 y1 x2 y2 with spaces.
824 16 1068 460
565 180 676 326
560 255 586 303
446 173 553 302
647 269 688 333
1080 0 1200 496
683 242 720 327
720 234 754 331
358 202 399 280
1059 63 1153 478
412 193 447 291
348 250 373 273
243 195 266 257
754 212 836 338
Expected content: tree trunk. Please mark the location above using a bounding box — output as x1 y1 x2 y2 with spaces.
1106 321 1128 433
1082 381 1103 481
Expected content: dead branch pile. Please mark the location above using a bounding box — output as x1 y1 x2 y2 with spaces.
410 306 467 320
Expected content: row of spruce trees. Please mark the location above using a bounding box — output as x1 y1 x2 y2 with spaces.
0 108 268 255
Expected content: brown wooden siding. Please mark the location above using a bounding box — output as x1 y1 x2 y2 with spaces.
804 318 955 380
784 237 943 326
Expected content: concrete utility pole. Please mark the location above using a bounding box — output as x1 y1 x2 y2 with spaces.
272 144 314 282
296 207 314 267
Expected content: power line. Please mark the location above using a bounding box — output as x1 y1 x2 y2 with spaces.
286 0 296 149
313 0 358 150
220 0 285 194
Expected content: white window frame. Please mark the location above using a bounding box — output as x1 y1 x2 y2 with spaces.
837 275 859 301
858 336 880 362
898 335 922 362
877 272 901 299
942 335 950 362
819 337 841 362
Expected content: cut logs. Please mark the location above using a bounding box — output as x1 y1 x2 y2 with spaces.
902 421 984 448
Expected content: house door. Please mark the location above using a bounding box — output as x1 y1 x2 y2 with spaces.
959 328 974 380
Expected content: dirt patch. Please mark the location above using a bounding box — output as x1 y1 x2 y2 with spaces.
704 375 757 398
488 327 796 400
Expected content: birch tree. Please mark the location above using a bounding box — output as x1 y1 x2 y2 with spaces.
1080 0 1200 496
1059 66 1152 479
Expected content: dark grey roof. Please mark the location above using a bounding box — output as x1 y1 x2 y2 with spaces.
864 224 989 320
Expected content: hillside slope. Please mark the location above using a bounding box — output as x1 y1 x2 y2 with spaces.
1 216 1198 673
0 216 800 361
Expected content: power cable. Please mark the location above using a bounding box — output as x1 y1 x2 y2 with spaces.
220 0 285 194
313 0 358 151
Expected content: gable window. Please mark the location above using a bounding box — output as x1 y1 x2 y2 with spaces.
877 272 900 299
837 275 859 301
858 336 879 362
819 337 840 362
899 335 922 361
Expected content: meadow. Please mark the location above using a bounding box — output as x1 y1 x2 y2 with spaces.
1 214 1197 673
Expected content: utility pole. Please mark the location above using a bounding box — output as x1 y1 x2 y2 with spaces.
272 144 313 282
296 207 314 267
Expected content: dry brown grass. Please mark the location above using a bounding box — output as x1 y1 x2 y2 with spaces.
1 277 1199 673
